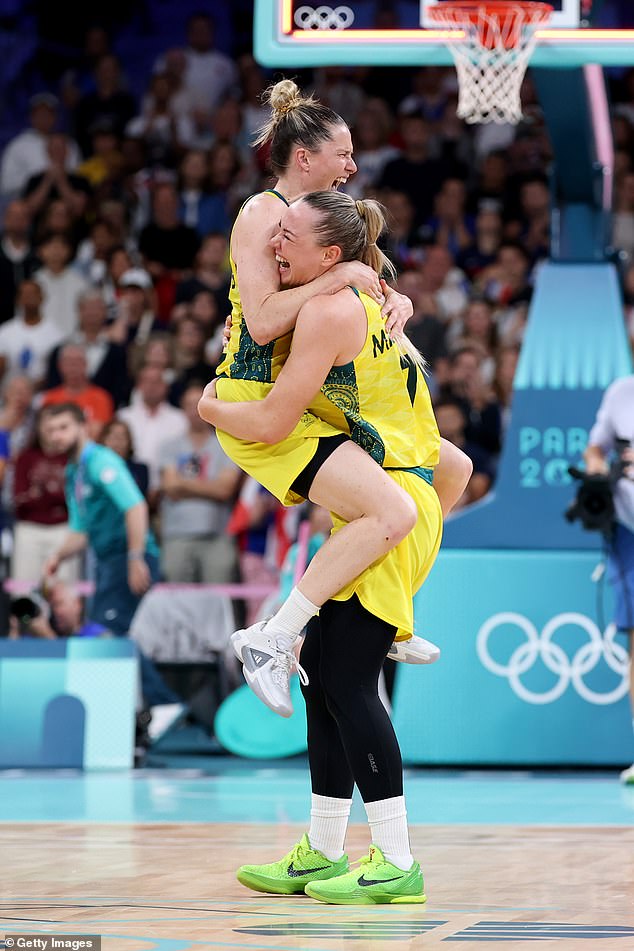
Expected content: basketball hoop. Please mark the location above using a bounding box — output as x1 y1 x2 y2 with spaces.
428 1 553 124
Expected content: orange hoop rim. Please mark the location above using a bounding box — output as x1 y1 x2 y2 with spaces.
427 1 553 49
427 0 554 18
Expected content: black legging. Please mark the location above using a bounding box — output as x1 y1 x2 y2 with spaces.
299 595 404 804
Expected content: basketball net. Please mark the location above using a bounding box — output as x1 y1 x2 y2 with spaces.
428 1 553 124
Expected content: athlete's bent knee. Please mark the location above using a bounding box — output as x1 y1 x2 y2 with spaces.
383 493 417 545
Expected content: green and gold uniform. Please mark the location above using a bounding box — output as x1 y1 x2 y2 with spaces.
215 189 341 497
308 288 442 638
215 192 442 636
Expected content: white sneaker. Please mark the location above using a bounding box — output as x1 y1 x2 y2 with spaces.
620 763 634 785
387 634 440 665
231 621 308 719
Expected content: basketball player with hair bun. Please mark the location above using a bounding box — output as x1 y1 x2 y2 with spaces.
207 79 472 719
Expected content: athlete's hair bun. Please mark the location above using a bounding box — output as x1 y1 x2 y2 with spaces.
267 79 303 118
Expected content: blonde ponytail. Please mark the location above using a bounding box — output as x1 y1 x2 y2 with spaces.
302 191 426 370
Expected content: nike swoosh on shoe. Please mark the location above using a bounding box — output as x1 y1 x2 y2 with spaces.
287 862 330 877
358 874 404 887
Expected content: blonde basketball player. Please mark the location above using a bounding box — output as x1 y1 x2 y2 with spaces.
206 79 471 718
202 191 444 904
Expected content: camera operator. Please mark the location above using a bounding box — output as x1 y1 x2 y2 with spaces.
8 581 109 640
583 374 634 784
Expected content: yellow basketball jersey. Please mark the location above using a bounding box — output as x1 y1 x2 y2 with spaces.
216 283 443 635
216 189 293 384
305 289 440 470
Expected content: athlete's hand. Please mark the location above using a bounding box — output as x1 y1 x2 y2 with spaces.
128 557 151 596
198 379 219 426
334 261 384 304
202 379 218 400
222 315 232 351
381 282 413 337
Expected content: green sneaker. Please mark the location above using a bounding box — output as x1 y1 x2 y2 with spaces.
304 844 426 905
236 833 349 895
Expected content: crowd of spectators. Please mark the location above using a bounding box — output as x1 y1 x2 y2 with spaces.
0 8 633 617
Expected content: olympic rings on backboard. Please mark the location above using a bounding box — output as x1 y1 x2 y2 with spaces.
294 5 355 29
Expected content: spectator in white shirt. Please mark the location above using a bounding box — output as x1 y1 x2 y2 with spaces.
35 234 89 336
118 363 188 494
0 280 62 390
126 73 195 163
156 13 238 116
159 384 242 583
0 94 81 198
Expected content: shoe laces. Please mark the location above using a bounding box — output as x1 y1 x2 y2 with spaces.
287 838 312 867
271 641 309 688
350 849 381 871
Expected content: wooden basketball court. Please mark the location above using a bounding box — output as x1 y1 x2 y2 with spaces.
2 769 634 951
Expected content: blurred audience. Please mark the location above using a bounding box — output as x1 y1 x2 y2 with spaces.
110 267 159 349
178 151 231 237
0 376 36 461
100 417 149 498
138 182 200 319
434 397 494 508
35 233 89 336
46 290 130 407
41 343 114 439
74 54 136 155
0 14 631 602
175 233 231 315
438 346 503 457
0 94 81 198
168 315 212 405
118 363 188 491
0 201 40 325
22 133 92 239
154 13 239 116
159 384 241 583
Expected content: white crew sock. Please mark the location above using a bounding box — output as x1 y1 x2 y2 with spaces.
308 793 352 861
263 587 320 643
364 795 413 871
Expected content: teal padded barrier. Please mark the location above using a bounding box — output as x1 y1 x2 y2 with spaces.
394 550 631 765
0 638 137 769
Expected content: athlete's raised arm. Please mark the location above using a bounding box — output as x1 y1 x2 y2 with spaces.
200 293 357 441
235 196 383 346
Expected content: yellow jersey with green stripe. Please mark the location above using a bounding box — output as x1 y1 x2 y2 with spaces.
214 187 342 502
305 288 440 471
216 189 293 384
306 288 442 637
216 281 442 637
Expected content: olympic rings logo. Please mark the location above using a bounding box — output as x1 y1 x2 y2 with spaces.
294 5 355 30
476 612 629 705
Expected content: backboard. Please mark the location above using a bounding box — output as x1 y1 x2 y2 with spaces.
254 0 634 68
